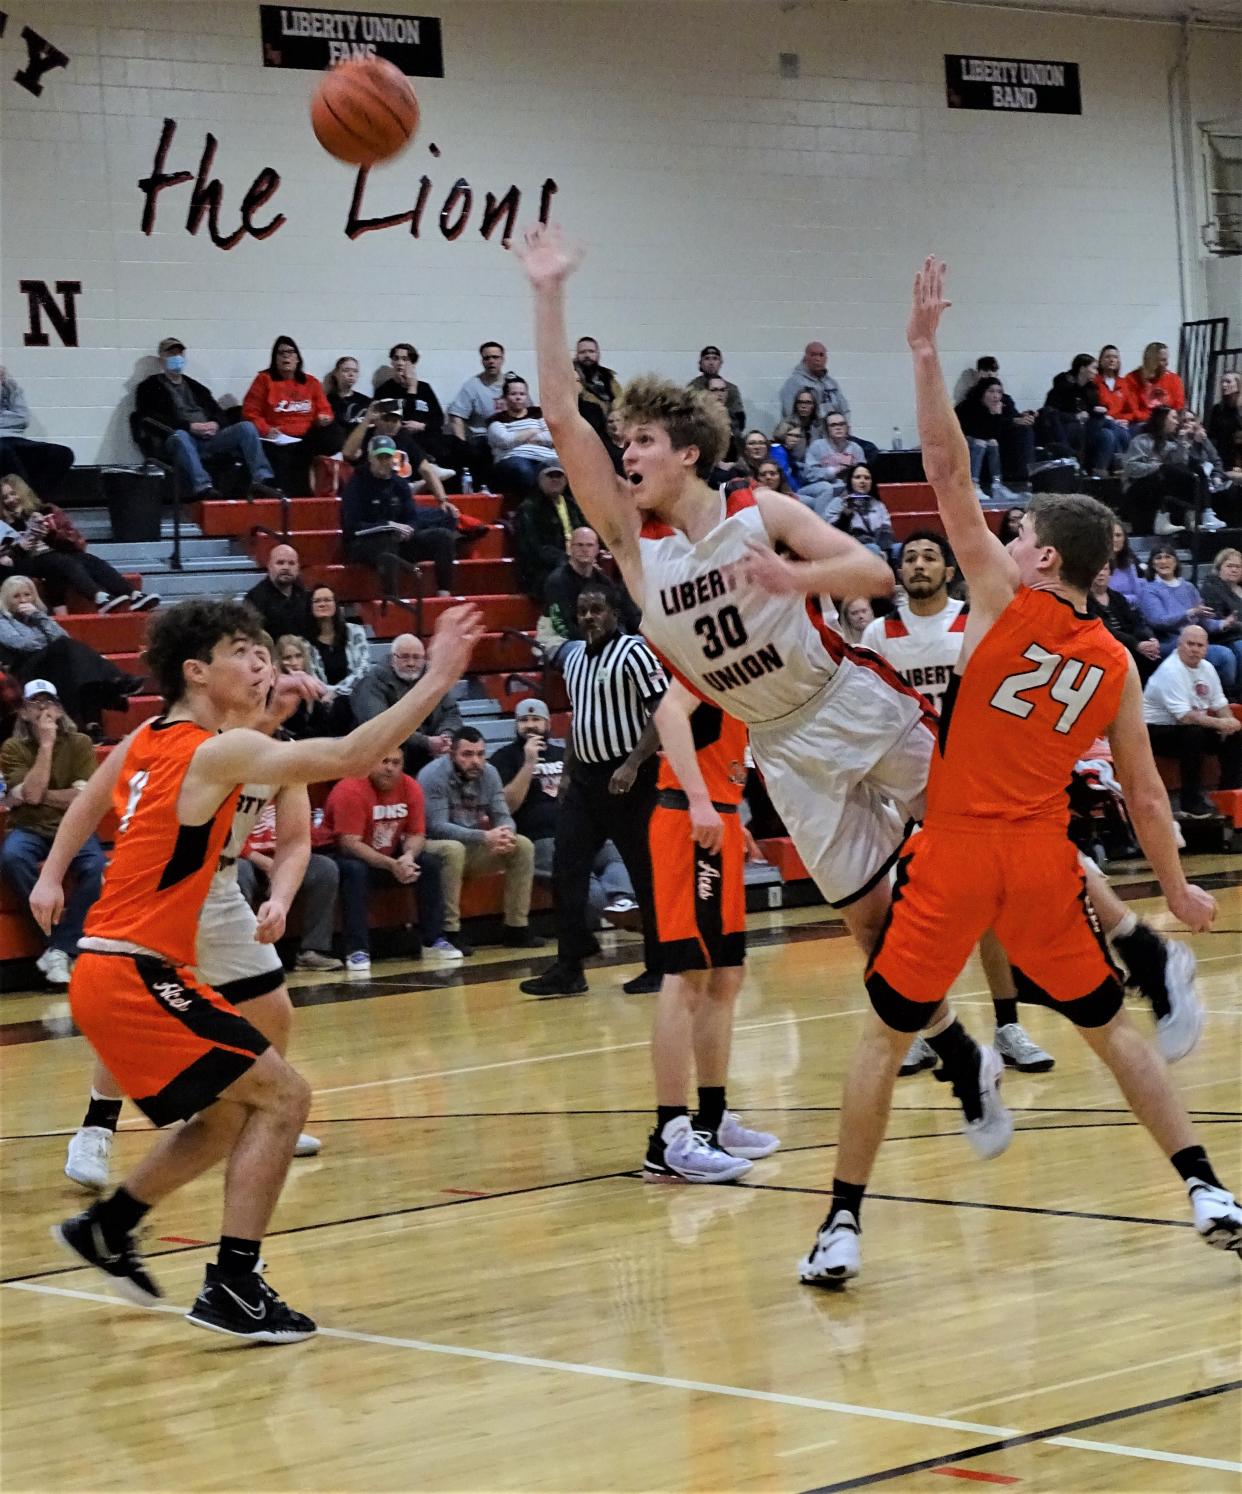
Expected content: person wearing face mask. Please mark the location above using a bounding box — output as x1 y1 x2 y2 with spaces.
350 631 464 777
135 338 284 501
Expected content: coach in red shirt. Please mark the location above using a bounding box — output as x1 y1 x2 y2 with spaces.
322 749 462 975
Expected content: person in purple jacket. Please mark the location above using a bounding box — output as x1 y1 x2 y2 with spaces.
1108 520 1145 604
1138 545 1237 696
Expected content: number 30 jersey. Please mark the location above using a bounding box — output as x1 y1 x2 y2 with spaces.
637 486 852 726
927 586 1128 831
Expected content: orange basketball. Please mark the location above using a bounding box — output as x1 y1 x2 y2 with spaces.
310 58 419 167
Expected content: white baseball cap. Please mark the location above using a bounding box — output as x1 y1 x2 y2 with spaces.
22 679 59 701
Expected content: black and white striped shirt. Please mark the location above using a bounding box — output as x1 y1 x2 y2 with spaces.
559 632 667 764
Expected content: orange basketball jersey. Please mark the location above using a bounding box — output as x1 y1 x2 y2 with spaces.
657 703 749 805
84 718 241 967
926 586 1128 830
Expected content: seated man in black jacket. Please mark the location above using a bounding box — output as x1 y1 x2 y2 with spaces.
541 527 641 649
1087 563 1163 681
340 436 457 595
134 337 283 500
513 465 586 600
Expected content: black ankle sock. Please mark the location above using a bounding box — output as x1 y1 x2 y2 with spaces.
656 1105 689 1138
827 1178 865 1227
83 1093 123 1132
926 1019 983 1121
694 1086 727 1134
216 1236 262 1279
992 998 1018 1029
1171 1146 1222 1191
1113 922 1169 1017
92 1187 150 1248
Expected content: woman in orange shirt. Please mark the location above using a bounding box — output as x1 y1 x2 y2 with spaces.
1093 344 1135 458
242 335 342 496
1121 341 1186 423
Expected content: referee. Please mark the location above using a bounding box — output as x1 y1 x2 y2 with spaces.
520 581 665 998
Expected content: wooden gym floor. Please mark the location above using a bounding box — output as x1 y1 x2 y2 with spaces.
1 862 1239 1493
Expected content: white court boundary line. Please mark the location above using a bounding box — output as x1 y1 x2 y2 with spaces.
4 1278 1240 1476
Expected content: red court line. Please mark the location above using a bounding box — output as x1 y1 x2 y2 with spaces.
441 1188 489 1197
157 1235 208 1246
931 1470 1021 1485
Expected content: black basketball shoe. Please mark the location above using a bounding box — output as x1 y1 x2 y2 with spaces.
186 1263 317 1344
52 1209 163 1307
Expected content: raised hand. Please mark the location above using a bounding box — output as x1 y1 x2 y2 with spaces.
906 256 951 351
513 222 585 288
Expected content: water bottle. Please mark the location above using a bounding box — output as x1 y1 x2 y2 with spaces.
891 426 903 451
460 468 474 495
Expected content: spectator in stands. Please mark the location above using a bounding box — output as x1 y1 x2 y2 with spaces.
245 543 313 642
755 458 794 496
324 748 459 974
602 409 627 475
798 413 866 518
305 584 371 706
490 698 637 926
1138 544 1237 694
352 632 462 776
1206 370 1242 473
0 680 105 984
242 335 341 495
0 576 142 728
729 430 773 485
702 378 741 464
1122 342 1186 421
954 378 1030 500
840 597 875 644
513 465 586 600
1143 624 1242 817
952 354 1000 405
447 340 507 481
1108 520 1145 604
419 725 543 951
374 342 448 461
574 337 623 419
323 356 371 432
998 507 1026 546
0 667 18 742
1040 354 1123 476
234 796 343 972
1121 407 1201 536
773 390 825 471
340 435 457 596
0 364 74 496
1094 345 1136 441
1088 564 1161 681
342 402 456 505
688 346 745 434
831 464 895 554
487 376 559 499
273 636 336 739
1179 410 1242 530
1200 547 1242 684
779 341 849 420
0 475 157 613
540 526 640 650
520 582 664 998
136 337 282 501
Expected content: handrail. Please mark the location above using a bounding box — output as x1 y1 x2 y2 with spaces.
496 627 552 701
377 552 426 638
248 487 291 542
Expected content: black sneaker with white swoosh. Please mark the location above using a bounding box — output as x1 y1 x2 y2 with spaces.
52 1209 164 1307
186 1263 317 1343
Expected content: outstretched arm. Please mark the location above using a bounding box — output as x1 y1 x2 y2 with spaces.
907 257 1018 623
745 490 894 602
514 223 640 581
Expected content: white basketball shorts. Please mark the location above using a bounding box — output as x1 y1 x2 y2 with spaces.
194 878 285 1002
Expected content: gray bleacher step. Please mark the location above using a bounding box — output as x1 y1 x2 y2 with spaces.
458 698 503 718
69 508 205 543
92 538 233 564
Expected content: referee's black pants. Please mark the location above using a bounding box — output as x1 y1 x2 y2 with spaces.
553 758 661 975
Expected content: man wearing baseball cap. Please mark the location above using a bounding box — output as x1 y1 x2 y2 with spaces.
339 432 458 595
0 680 104 986
134 337 284 501
513 464 587 602
688 345 745 434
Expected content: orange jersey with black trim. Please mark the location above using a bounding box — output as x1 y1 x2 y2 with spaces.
84 718 241 966
657 703 749 805
927 586 1128 830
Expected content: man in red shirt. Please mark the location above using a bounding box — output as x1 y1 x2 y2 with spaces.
322 749 461 974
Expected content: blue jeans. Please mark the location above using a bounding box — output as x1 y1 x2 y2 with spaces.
335 848 445 955
533 836 633 924
493 455 549 501
967 437 1001 491
164 421 273 496
0 828 105 954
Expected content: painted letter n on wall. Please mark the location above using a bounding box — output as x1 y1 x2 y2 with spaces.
20 280 83 347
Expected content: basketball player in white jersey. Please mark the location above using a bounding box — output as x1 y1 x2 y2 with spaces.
63 649 327 1189
861 530 1201 1072
519 226 941 970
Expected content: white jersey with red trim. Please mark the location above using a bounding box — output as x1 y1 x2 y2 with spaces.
637 487 854 726
858 599 966 713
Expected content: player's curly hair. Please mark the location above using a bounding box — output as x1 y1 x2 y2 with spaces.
617 375 731 478
1028 492 1114 592
145 598 265 704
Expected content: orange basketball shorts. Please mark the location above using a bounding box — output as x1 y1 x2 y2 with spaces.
866 823 1123 1031
649 795 746 972
70 950 270 1126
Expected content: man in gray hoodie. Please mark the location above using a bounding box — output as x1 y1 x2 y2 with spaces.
779 342 850 422
351 633 463 776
